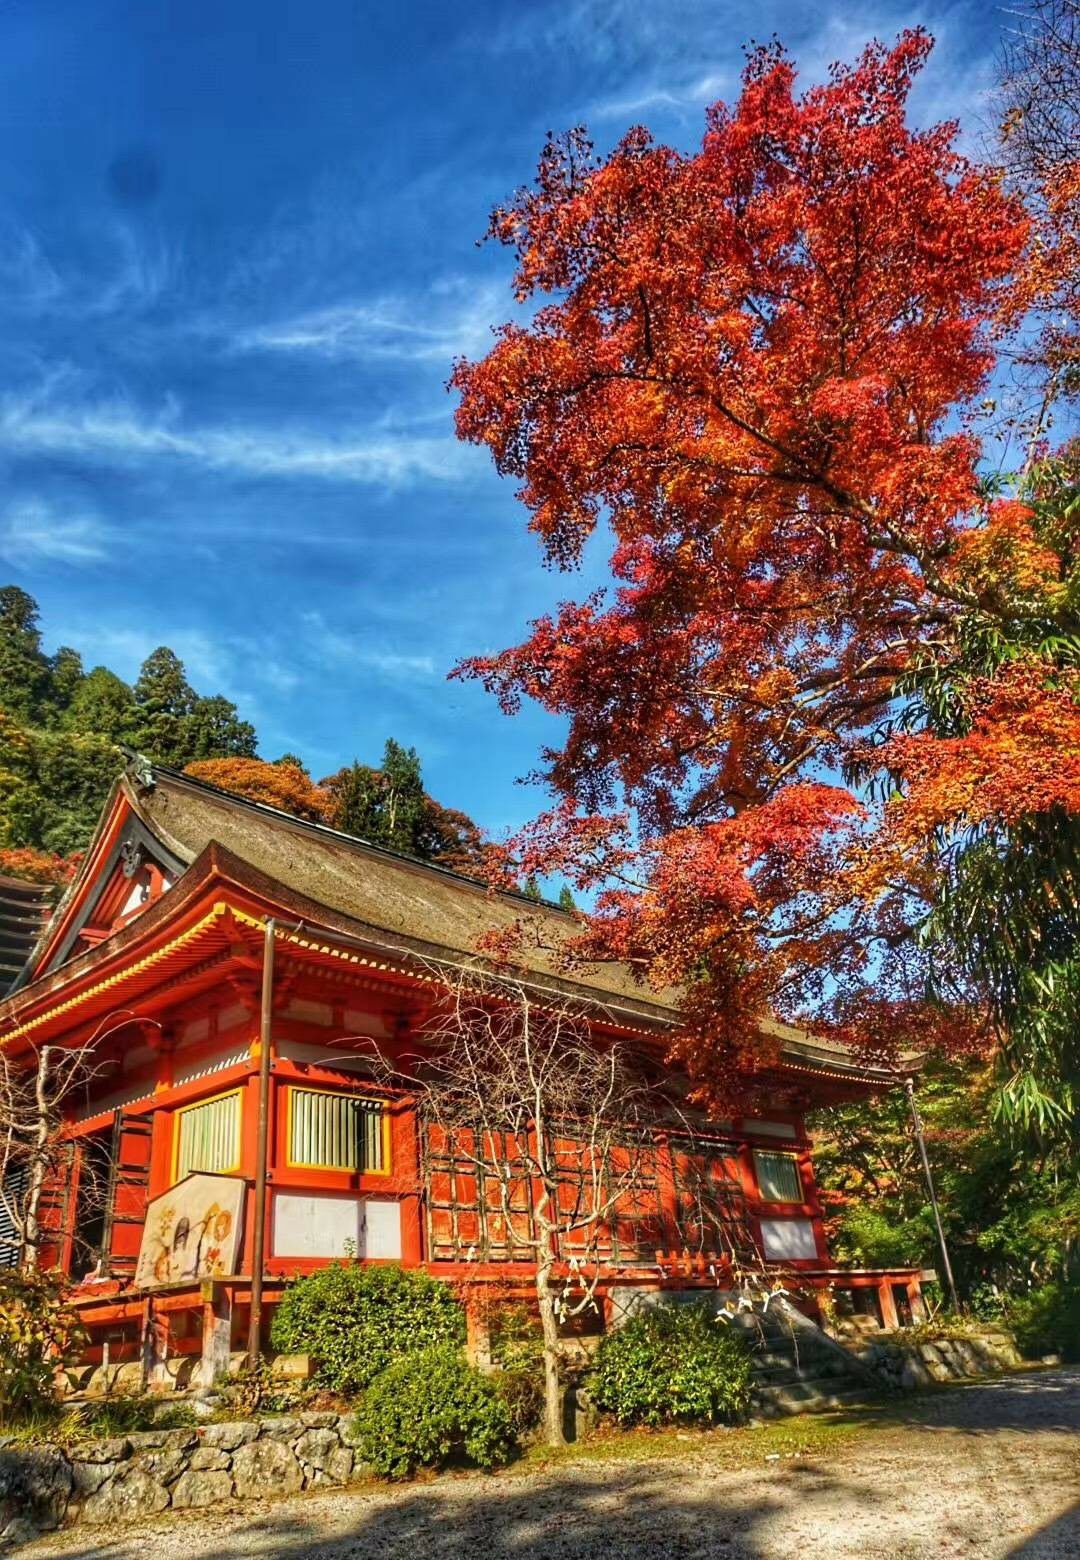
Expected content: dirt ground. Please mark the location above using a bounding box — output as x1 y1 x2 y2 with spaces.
25 1367 1080 1560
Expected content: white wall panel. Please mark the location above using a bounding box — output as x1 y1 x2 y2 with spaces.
760 1216 818 1261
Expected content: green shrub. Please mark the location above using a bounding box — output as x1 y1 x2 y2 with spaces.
1005 1282 1080 1361
588 1303 752 1427
0 1270 84 1429
493 1362 545 1438
269 1263 465 1396
489 1302 544 1437
353 1344 514 1478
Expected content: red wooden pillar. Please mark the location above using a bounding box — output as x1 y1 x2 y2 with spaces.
655 1131 679 1262
148 1105 173 1199
736 1141 762 1261
395 1098 424 1266
877 1279 900 1331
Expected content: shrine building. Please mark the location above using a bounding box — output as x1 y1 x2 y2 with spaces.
0 759 926 1381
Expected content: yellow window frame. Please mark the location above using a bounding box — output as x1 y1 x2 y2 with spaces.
285 1086 392 1176
171 1086 243 1183
753 1148 804 1204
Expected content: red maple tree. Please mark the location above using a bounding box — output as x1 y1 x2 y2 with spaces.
451 32 1071 1101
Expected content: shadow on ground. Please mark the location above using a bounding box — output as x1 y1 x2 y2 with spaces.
1008 1502 1080 1557
30 1368 1080 1560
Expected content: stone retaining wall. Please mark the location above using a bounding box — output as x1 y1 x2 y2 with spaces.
0 1412 370 1547
858 1329 1023 1390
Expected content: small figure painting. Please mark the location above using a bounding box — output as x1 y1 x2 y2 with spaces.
134 1172 245 1290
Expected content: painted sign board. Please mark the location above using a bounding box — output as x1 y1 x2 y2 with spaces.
134 1172 245 1290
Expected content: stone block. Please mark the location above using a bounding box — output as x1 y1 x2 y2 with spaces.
74 1437 131 1464
256 1417 301 1441
171 1470 234 1509
337 1416 365 1448
295 1428 339 1472
898 1355 933 1390
82 1467 170 1526
188 1447 231 1472
70 1460 121 1499
325 1447 355 1486
231 1438 304 1500
199 1421 257 1451
135 1448 189 1486
0 1447 72 1533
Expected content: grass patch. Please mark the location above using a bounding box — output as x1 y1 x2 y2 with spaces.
519 1407 873 1477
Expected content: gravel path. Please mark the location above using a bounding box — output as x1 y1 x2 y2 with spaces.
25 1368 1080 1560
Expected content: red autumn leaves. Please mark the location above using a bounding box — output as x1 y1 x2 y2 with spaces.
452 30 1079 1099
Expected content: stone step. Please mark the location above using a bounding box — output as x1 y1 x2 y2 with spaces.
750 1358 854 1386
751 1382 875 1417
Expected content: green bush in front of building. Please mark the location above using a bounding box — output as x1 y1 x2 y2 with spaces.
269 1263 465 1396
588 1302 753 1427
353 1343 515 1478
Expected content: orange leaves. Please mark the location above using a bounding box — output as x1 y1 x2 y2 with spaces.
183 758 332 823
878 661 1080 844
451 29 1065 1098
944 500 1064 606
0 846 78 886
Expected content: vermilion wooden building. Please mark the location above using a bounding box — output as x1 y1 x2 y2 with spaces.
0 762 925 1382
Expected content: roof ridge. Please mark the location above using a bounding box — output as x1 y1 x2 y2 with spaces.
131 756 576 917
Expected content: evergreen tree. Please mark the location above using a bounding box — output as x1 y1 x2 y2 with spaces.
0 587 50 725
327 760 383 841
63 667 138 743
558 885 576 913
379 739 427 853
522 875 543 902
46 647 84 719
184 694 257 761
133 648 196 764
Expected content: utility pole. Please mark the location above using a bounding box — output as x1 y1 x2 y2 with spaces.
904 1075 961 1314
247 919 275 1367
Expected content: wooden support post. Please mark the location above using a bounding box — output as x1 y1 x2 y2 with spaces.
878 1279 900 1332
907 1277 926 1324
195 1280 233 1388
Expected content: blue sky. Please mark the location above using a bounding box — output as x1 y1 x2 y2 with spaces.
0 0 1004 844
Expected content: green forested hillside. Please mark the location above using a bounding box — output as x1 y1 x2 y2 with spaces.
811 1060 1080 1355
0 586 490 883
0 586 257 872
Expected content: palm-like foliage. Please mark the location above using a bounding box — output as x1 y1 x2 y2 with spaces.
886 459 1080 1146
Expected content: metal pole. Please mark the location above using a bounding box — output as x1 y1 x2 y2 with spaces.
247 918 275 1367
904 1075 961 1314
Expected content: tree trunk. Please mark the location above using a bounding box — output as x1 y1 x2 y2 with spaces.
535 1258 566 1447
22 1046 51 1271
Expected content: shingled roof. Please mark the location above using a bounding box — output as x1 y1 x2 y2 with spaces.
9 759 910 1089
124 762 669 1013
0 874 55 995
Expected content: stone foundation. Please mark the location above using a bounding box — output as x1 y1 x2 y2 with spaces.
0 1412 370 1547
858 1329 1023 1389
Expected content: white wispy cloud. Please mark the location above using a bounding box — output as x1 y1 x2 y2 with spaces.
0 217 176 319
0 391 473 487
0 499 113 566
588 71 728 122
489 0 995 147
225 277 504 364
300 610 439 682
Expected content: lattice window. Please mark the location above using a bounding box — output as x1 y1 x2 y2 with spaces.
174 1090 241 1181
671 1137 753 1259
423 1120 536 1262
287 1088 388 1174
753 1149 803 1204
